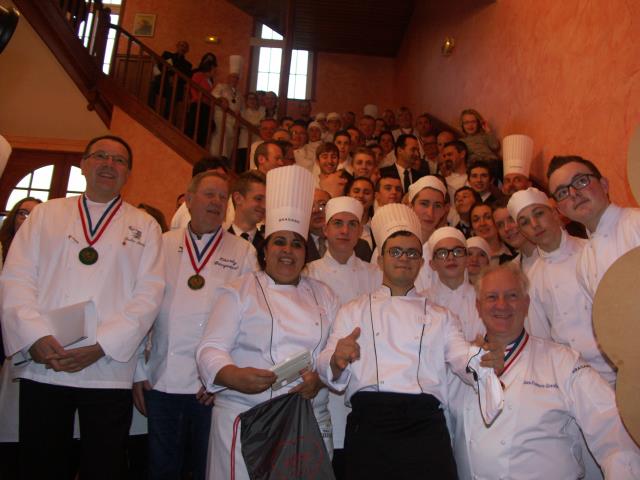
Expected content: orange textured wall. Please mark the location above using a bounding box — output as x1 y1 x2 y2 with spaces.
395 0 640 206
304 52 396 118
121 0 254 80
110 107 192 221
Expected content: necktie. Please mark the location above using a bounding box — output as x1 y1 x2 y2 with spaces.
240 232 250 241
403 168 411 192
318 236 327 257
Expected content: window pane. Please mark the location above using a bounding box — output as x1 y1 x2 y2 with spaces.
29 190 50 203
269 48 282 73
258 47 271 73
267 73 280 94
261 24 283 41
6 190 28 211
290 51 298 76
67 166 86 193
31 165 54 189
16 174 30 188
294 50 308 75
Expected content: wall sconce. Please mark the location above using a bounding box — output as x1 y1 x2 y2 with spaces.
442 37 455 56
205 35 219 44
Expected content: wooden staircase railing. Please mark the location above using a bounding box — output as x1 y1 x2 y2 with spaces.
15 0 260 170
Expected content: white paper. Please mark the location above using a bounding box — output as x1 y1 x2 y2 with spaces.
270 350 312 391
14 301 97 366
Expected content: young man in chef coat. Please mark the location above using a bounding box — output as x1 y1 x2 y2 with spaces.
305 196 381 478
453 263 640 480
547 155 640 304
133 171 258 479
1 135 165 479
318 203 505 479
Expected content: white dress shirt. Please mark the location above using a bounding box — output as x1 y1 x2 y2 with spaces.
137 228 258 393
527 230 616 383
1 196 165 389
453 336 640 480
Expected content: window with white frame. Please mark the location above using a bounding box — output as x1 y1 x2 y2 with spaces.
251 24 313 100
78 0 122 74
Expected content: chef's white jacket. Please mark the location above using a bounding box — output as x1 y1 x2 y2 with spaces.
577 204 640 301
137 228 258 393
317 286 475 409
1 196 165 389
305 250 382 449
425 277 485 342
527 230 616 383
196 271 339 408
453 335 640 480
512 247 539 276
196 271 339 480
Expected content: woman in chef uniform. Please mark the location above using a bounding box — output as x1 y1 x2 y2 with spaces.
196 165 339 480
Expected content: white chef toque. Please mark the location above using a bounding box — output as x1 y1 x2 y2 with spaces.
507 187 550 220
229 55 243 75
325 196 363 224
427 226 467 252
467 236 491 258
408 175 447 203
371 203 422 249
502 134 533 177
265 165 315 240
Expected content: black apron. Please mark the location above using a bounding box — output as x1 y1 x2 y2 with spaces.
344 391 458 480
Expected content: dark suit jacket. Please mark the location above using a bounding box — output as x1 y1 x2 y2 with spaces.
306 234 322 263
228 226 265 264
378 164 426 192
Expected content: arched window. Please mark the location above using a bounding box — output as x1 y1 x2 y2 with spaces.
0 149 84 217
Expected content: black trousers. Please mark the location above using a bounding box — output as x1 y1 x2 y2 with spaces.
344 391 458 480
19 378 133 480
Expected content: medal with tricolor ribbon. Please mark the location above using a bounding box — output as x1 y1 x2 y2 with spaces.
77 194 123 265
184 226 222 290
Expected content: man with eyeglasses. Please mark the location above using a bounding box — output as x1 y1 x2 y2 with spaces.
318 203 505 479
547 156 640 305
1 135 165 479
305 196 381 479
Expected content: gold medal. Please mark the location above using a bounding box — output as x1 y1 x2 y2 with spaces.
79 246 99 265
187 274 205 290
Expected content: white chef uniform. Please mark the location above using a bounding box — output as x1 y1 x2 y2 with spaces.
196 271 338 480
136 227 258 392
511 248 539 276
306 250 381 449
527 230 616 383
1 195 165 388
453 335 640 480
576 204 640 301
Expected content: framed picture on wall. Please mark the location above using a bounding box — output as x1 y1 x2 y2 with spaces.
133 13 156 37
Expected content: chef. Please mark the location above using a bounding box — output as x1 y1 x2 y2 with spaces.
318 203 504 479
305 195 381 478
133 171 258 479
210 55 244 158
546 155 640 302
1 135 165 479
196 165 339 480
508 187 615 383
425 226 485 342
453 263 640 480
501 134 533 196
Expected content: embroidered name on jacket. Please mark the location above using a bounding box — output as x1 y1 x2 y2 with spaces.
523 380 559 389
124 226 145 246
214 257 239 270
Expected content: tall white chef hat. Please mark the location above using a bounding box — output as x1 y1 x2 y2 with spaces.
363 104 378 118
307 121 322 131
507 187 550 220
265 165 315 240
427 226 467 251
371 203 422 249
0 134 11 178
408 175 447 203
325 196 363 225
502 134 533 177
467 236 491 257
229 55 243 76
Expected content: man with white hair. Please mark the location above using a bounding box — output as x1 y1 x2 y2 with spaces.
305 196 381 478
319 203 505 479
453 263 640 480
